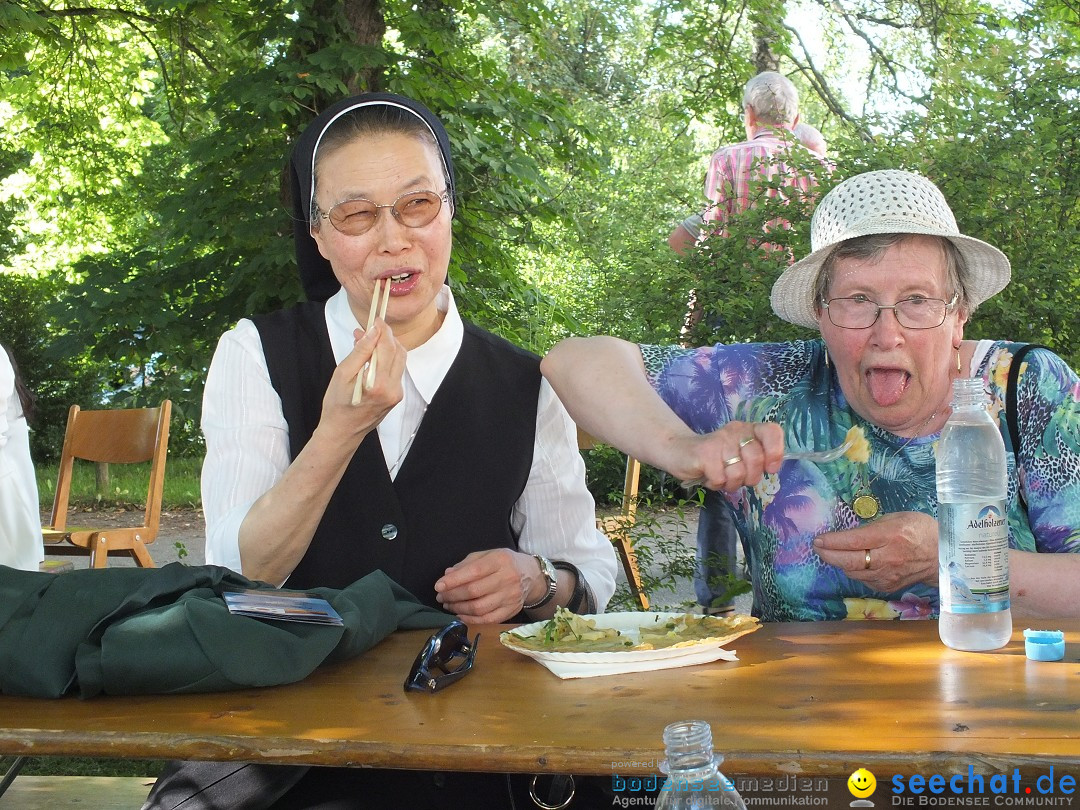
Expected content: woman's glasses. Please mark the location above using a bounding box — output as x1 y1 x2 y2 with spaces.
319 190 449 236
403 620 479 694
821 294 958 330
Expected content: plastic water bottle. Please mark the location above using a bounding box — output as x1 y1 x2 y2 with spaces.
654 720 746 810
936 377 1012 651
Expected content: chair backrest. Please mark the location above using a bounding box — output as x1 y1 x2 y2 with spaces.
576 427 649 610
49 401 172 534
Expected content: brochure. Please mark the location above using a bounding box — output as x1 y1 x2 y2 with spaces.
222 589 344 626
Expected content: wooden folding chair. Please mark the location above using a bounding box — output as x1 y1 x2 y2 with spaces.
41 401 171 569
577 428 649 610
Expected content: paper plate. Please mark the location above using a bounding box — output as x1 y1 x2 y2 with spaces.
499 612 759 679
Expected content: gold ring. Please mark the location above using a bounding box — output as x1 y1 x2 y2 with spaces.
723 455 742 467
739 437 755 448
864 549 872 570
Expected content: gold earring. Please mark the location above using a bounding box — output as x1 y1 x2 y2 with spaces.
956 348 962 374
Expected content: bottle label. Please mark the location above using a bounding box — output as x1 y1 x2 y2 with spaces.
938 501 1010 614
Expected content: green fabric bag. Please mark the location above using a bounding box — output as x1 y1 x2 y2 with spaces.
0 562 450 698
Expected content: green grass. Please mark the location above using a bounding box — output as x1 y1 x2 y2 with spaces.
36 456 203 511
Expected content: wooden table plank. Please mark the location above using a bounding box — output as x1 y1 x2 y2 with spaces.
1 620 1078 777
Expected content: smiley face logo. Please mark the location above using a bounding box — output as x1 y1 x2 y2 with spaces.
848 768 877 798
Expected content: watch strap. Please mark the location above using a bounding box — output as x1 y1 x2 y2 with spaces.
552 560 595 614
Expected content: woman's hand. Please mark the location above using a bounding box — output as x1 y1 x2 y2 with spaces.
235 320 406 585
813 511 939 592
675 421 785 492
317 320 406 445
434 548 542 624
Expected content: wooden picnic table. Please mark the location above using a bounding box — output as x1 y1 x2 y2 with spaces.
1 619 1077 780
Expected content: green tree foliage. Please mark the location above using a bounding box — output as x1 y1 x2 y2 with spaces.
3 0 602 449
0 272 105 459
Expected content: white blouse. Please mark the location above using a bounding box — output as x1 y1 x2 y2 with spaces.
0 351 43 571
201 286 617 609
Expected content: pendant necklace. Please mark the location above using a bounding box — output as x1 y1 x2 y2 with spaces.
850 409 943 521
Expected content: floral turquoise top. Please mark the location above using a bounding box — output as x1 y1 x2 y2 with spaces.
641 339 1080 622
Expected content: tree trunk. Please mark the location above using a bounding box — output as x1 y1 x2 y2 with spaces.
750 5 784 74
343 0 386 94
753 36 780 74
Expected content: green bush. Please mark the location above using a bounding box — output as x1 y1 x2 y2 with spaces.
582 444 685 509
604 494 751 613
0 272 109 462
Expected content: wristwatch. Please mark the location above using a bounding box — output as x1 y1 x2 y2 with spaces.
523 554 559 610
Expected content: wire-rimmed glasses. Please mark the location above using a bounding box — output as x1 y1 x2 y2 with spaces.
821 294 958 330
318 190 449 236
403 620 479 694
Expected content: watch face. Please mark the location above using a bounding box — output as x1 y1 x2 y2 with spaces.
537 557 557 587
540 557 557 584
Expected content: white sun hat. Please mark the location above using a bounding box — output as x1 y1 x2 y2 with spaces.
770 169 1012 329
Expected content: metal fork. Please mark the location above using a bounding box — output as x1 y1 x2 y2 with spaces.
680 437 855 488
783 437 855 463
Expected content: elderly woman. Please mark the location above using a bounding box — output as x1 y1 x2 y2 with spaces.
543 169 1080 622
200 93 616 624
145 93 617 810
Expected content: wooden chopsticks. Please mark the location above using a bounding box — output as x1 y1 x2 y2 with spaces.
351 277 392 405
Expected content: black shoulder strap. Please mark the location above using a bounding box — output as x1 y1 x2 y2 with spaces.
1005 343 1046 455
1005 343 1047 513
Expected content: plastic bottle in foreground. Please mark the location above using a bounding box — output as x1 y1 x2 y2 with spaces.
936 377 1012 651
654 720 746 810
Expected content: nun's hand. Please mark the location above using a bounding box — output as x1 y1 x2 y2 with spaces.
321 321 405 443
435 548 538 624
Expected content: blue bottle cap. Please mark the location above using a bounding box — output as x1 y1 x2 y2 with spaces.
1023 628 1065 661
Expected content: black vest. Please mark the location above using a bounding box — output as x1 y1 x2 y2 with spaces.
253 302 540 606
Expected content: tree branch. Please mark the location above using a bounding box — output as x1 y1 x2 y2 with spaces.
783 23 872 139
817 0 930 107
32 5 159 26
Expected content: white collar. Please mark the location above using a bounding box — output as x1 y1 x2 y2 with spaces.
325 285 463 405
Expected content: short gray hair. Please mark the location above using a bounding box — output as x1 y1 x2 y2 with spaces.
812 234 972 317
743 72 799 126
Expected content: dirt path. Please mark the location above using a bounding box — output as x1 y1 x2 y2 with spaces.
41 507 206 568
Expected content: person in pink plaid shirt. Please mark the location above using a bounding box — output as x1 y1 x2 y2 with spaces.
668 72 825 254
701 71 819 234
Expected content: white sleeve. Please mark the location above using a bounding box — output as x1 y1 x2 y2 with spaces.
0 354 12 453
0 353 43 571
511 378 619 611
201 320 291 573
